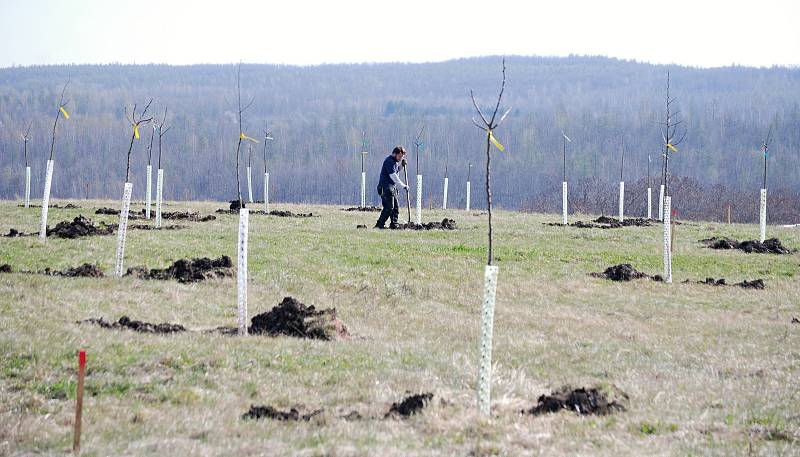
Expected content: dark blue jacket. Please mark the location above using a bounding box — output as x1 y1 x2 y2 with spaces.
378 155 401 189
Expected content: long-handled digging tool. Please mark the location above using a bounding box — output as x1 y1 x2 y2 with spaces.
402 159 411 225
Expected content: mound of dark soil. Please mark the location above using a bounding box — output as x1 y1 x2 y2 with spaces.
47 216 115 238
126 256 234 283
700 237 792 254
242 405 323 421
385 393 434 418
79 316 186 334
391 218 457 230
0 264 12 273
20 203 80 209
215 208 315 218
3 228 28 237
160 211 216 222
249 296 350 340
523 385 628 416
129 224 187 231
690 277 765 289
95 207 119 215
550 217 652 229
342 206 382 212
45 263 104 278
590 264 649 281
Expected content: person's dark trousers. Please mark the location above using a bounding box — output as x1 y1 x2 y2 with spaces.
376 185 399 228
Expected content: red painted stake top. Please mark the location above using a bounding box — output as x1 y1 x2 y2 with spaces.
79 350 86 368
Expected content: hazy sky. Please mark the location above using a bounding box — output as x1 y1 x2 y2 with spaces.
1 0 798 68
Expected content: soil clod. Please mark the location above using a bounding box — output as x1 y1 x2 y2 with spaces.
0 264 12 273
700 237 792 254
79 316 186 334
242 405 323 421
129 224 187 231
591 264 649 281
523 385 628 416
249 296 350 340
390 218 457 230
548 217 652 229
4 228 25 237
688 277 766 289
47 215 115 238
45 263 104 278
791 317 799 324
385 393 434 418
126 256 234 283
342 206 382 212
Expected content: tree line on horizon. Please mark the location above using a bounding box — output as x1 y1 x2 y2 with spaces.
0 56 798 222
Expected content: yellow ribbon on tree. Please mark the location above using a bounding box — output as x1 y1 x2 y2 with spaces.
59 107 70 119
488 130 505 152
133 124 140 140
240 132 260 143
666 143 678 152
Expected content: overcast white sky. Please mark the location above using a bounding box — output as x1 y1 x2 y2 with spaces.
1 0 798 68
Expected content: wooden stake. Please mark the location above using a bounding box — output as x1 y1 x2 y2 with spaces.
73 350 86 454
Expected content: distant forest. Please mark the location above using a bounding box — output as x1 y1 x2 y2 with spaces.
1 56 799 221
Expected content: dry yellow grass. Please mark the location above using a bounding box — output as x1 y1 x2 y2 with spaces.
0 199 798 456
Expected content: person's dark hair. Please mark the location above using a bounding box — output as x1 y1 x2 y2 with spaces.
392 146 406 156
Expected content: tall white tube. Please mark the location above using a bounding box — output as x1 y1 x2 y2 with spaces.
477 265 499 416
246 166 253 203
562 181 568 225
663 196 672 284
114 183 133 278
39 160 54 239
24 166 31 208
759 188 767 243
647 187 652 220
145 165 152 219
155 169 163 228
443 177 449 210
237 208 249 336
360 172 366 208
658 185 665 221
618 181 625 223
263 172 270 213
416 175 423 225
466 182 471 212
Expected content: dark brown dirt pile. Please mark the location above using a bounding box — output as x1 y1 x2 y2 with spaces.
79 316 186 334
249 296 350 340
47 216 115 238
690 277 766 289
590 264 650 281
216 207 314 217
0 264 12 273
241 405 323 421
700 237 792 254
4 228 27 237
342 206 382 212
391 218 457 230
45 263 104 278
523 385 629 416
385 393 434 418
126 256 234 283
547 216 652 229
129 224 187 231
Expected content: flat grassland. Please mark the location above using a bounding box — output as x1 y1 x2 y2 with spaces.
1 200 798 456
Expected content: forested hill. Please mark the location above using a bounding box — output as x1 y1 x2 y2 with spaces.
1 56 799 214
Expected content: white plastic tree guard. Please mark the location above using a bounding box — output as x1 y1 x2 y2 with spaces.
24 166 31 208
477 265 499 416
663 196 672 284
618 181 625 223
562 181 568 225
759 188 767 243
466 182 471 212
246 166 253 203
415 175 423 225
360 172 366 208
647 187 652 220
155 169 164 228
443 177 449 210
39 160 54 239
145 165 152 219
263 172 270 213
237 208 249 336
658 185 665 221
114 183 134 277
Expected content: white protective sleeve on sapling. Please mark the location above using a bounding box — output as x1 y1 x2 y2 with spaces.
647 187 652 220
443 177 449 210
618 181 625 222
25 166 31 208
759 188 767 243
416 175 423 225
114 183 133 277
562 181 568 225
145 165 152 219
155 169 163 228
237 208 249 335
477 265 499 416
39 160 54 238
246 166 253 203
663 196 672 284
466 181 471 212
360 172 366 208
263 172 269 213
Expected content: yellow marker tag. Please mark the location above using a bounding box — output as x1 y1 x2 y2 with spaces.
488 131 505 152
667 143 678 152
240 132 260 143
133 124 140 140
59 107 70 119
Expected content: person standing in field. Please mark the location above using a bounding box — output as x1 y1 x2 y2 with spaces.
374 146 409 229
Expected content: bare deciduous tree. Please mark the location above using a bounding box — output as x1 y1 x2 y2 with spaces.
760 125 773 190
470 59 511 266
21 121 32 167
233 63 257 209
156 107 172 170
658 71 687 197
123 99 154 182
49 80 70 161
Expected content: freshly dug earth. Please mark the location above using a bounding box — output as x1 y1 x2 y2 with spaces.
249 296 350 340
44 263 104 278
216 208 314 218
79 316 186 334
342 206 382 212
385 393 434 418
0 264 12 273
390 218 457 230
241 405 323 421
97 207 215 222
700 237 792 254
19 203 80 209
129 224 187 231
47 216 115 238
4 228 29 237
523 385 629 416
126 256 234 283
691 278 766 289
590 264 649 281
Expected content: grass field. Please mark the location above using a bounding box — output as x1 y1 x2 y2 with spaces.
1 199 798 456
